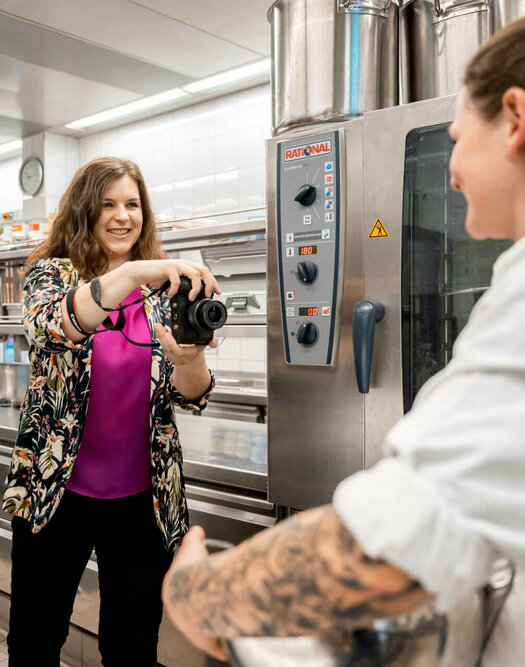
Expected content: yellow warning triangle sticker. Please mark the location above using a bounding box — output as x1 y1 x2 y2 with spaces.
368 219 389 238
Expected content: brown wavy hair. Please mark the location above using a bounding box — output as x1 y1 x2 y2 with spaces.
464 16 525 119
27 157 165 279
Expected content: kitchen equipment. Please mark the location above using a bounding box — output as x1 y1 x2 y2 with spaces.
492 0 525 30
266 94 510 510
268 0 399 135
400 0 490 103
0 363 30 407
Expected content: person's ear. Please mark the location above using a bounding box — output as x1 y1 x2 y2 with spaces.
502 87 525 159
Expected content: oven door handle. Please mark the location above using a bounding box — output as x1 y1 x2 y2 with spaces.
352 300 385 394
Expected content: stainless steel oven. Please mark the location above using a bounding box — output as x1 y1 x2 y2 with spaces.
266 94 510 511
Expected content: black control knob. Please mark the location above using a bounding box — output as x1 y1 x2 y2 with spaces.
297 261 318 284
294 184 317 207
297 321 318 346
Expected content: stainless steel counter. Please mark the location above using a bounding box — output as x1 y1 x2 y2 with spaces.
0 406 268 492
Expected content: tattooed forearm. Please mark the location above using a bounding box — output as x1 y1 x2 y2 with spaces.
165 505 427 641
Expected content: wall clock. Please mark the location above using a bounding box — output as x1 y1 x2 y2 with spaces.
19 157 44 196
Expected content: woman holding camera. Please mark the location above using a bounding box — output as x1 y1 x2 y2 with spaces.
2 157 220 667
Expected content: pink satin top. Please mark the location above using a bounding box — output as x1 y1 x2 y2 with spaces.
67 287 152 498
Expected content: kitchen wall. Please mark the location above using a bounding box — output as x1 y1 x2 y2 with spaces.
0 156 23 214
0 83 271 374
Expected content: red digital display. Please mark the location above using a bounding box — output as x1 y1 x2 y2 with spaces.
299 245 317 255
299 307 318 316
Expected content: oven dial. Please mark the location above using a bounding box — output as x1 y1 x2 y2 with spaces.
297 260 318 284
297 321 318 346
294 184 317 207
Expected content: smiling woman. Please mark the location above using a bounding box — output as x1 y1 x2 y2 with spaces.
3 157 222 667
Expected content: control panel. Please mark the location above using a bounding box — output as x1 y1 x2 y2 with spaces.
276 130 341 365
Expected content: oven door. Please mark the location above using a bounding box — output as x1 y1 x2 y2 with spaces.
361 95 511 466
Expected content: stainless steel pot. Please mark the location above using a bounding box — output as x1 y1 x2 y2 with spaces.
400 0 490 103
0 362 30 407
492 0 525 31
268 0 399 135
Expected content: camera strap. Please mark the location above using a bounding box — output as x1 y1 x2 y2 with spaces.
87 278 171 347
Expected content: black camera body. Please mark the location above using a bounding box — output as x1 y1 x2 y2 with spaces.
171 276 227 345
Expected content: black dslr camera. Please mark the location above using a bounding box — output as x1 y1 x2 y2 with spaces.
171 276 227 345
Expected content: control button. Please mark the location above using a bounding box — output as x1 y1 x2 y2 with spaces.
322 229 330 240
303 214 312 225
325 211 334 222
325 161 333 172
322 306 331 316
286 247 295 257
297 321 318 346
325 200 334 210
294 184 317 207
325 187 334 198
325 174 334 185
286 307 295 317
286 291 295 301
286 232 294 242
297 260 318 284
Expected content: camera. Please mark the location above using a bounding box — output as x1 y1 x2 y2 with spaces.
171 276 227 345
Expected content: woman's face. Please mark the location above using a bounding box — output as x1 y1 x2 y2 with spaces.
449 87 522 241
93 174 143 270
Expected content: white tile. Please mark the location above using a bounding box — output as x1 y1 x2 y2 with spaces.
45 133 67 167
238 126 265 170
238 165 266 209
217 356 240 371
213 94 239 136
150 183 175 217
240 338 266 362
172 143 194 182
215 133 238 174
137 152 154 187
193 175 215 216
151 114 174 153
172 108 194 146
172 178 194 219
193 138 215 178
132 117 153 155
215 170 239 213
238 86 266 130
218 338 240 360
45 164 66 198
149 147 173 188
193 100 217 141
240 359 265 373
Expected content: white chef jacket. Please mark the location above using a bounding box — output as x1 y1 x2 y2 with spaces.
333 235 525 664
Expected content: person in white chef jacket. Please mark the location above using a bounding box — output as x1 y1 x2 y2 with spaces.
159 17 525 666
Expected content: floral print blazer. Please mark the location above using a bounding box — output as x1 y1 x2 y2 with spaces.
2 258 213 551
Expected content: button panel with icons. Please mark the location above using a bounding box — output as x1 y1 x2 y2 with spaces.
277 130 341 366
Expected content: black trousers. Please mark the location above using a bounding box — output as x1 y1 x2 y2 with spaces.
7 489 173 667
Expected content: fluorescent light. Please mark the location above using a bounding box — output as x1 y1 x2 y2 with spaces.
66 88 190 130
0 140 22 157
183 59 271 94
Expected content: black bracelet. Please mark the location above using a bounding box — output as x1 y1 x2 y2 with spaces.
66 287 93 335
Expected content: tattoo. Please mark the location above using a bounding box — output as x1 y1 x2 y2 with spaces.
166 505 426 640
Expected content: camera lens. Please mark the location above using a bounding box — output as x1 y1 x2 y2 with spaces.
188 299 227 331
207 304 223 324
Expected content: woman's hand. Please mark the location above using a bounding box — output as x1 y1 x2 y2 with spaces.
153 323 218 367
126 259 221 299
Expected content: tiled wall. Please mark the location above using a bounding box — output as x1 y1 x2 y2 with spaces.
80 84 270 225
0 83 271 375
0 157 23 215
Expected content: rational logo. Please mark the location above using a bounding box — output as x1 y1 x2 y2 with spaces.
284 140 332 162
